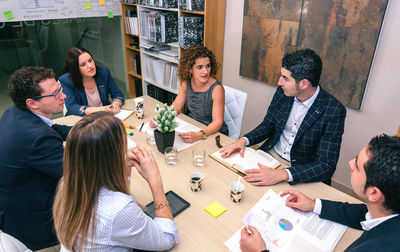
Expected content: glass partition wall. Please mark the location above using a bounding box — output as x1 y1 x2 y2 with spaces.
0 17 127 118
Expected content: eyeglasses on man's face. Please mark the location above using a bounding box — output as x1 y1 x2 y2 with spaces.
33 84 63 99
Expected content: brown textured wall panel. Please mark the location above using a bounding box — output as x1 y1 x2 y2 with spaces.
240 0 388 109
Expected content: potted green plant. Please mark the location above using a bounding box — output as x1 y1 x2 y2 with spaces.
153 104 177 153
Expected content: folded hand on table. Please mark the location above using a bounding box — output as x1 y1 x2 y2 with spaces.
244 163 289 186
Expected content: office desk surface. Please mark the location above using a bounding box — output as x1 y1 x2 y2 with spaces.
54 96 363 252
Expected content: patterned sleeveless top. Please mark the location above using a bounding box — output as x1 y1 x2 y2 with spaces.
184 79 229 135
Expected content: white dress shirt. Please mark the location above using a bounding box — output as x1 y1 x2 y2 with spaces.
60 187 179 252
313 198 399 231
274 86 320 161
243 86 320 182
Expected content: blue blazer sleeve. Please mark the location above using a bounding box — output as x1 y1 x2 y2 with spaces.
97 67 125 106
29 129 65 178
51 124 72 141
320 200 367 230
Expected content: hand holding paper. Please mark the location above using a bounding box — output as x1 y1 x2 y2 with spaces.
239 225 267 252
178 131 202 143
280 190 316 212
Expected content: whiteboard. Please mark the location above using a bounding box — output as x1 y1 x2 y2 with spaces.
0 0 122 22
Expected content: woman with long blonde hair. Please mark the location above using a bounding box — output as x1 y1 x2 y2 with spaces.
53 111 178 251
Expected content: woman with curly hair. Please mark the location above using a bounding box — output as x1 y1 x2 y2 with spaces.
152 45 228 143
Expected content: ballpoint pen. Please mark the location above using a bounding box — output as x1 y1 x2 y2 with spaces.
139 122 144 132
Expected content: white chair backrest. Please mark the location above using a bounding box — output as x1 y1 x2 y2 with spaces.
0 230 32 252
224 85 247 140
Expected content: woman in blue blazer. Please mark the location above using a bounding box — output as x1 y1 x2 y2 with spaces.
59 47 125 116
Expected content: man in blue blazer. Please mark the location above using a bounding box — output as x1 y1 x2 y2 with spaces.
240 134 400 251
221 49 346 185
0 66 72 250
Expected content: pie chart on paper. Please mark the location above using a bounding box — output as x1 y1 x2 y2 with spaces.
278 218 293 231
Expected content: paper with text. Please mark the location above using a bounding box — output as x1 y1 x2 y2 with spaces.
173 117 201 152
225 189 346 252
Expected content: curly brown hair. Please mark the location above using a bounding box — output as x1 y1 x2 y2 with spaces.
178 45 219 83
8 66 55 110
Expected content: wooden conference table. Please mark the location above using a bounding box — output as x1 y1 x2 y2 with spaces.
54 96 363 252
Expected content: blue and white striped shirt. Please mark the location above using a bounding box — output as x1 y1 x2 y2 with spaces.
60 187 179 252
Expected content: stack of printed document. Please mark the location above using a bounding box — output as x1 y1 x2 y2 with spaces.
225 189 347 252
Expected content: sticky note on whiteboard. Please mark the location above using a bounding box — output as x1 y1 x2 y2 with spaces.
4 10 15 20
99 0 106 5
84 2 91 10
107 11 114 18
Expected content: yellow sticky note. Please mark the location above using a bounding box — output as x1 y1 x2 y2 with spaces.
99 0 106 5
84 2 91 10
205 202 227 218
4 10 15 20
107 11 114 18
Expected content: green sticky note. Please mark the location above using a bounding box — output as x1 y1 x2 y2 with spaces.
107 11 114 18
4 10 15 20
84 2 91 10
204 201 227 218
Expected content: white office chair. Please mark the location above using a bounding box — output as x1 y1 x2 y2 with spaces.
224 85 248 140
0 230 32 252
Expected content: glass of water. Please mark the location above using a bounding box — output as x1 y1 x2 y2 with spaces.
164 147 177 165
146 131 155 145
192 149 205 167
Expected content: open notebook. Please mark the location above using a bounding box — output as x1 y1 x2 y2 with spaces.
210 147 281 176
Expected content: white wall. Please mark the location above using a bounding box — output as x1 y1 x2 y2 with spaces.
222 0 400 191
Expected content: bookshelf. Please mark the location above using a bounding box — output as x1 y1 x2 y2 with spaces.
121 2 142 98
120 0 226 103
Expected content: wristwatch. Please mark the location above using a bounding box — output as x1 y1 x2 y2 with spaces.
113 99 123 106
199 130 207 140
